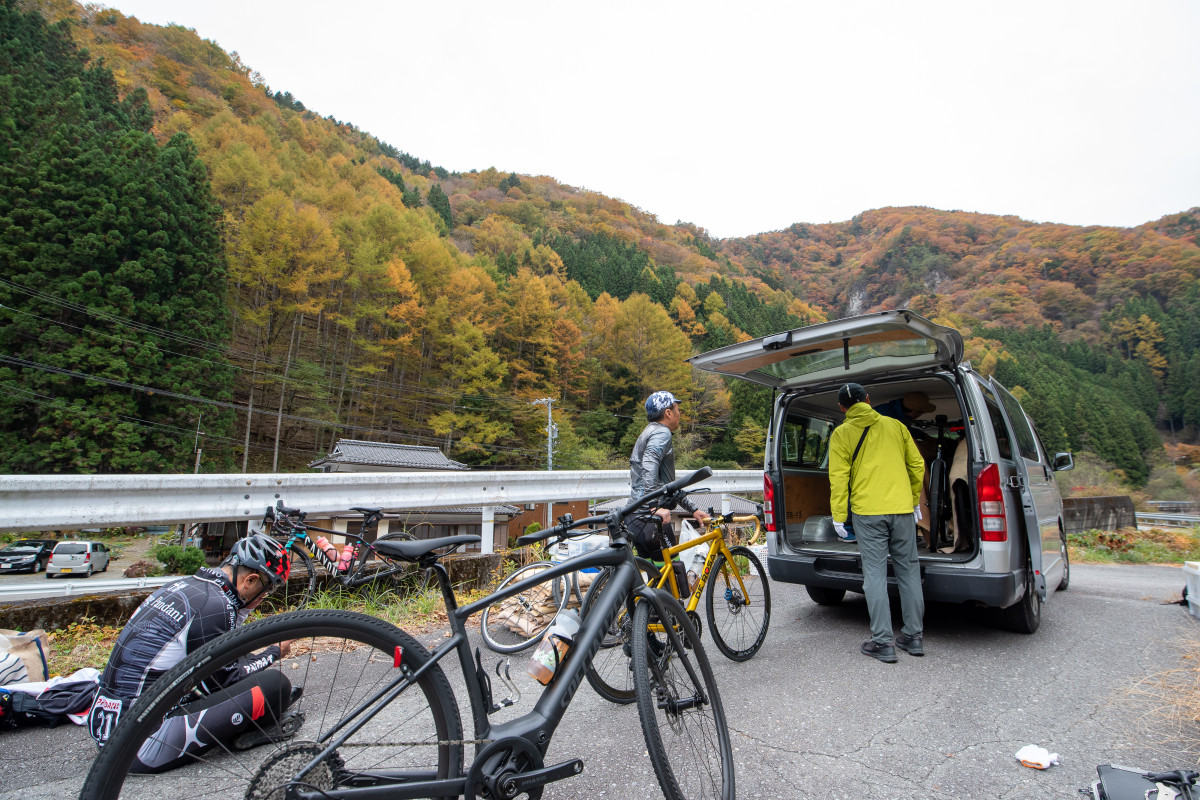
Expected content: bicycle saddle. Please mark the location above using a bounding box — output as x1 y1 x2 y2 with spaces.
374 534 480 562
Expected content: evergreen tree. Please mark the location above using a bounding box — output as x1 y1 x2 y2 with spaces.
427 184 453 229
0 0 232 472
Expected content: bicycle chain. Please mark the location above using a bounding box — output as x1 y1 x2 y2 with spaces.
341 738 494 748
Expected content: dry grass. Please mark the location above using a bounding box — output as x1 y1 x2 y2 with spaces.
1069 525 1200 564
1123 627 1200 757
48 617 124 674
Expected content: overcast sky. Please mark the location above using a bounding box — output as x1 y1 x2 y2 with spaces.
102 1 1199 239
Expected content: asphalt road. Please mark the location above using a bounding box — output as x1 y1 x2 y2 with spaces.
2 563 1196 799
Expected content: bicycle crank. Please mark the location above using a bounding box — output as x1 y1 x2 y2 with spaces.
465 737 583 800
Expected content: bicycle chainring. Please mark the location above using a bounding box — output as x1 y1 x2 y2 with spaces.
465 736 545 800
245 741 345 800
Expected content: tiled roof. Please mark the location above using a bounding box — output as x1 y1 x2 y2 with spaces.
310 439 470 471
591 493 762 516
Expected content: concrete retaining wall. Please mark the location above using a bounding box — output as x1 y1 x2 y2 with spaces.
1062 496 1135 534
0 552 504 632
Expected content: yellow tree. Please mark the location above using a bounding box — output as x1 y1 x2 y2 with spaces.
497 269 558 392
426 320 511 463
617 293 693 400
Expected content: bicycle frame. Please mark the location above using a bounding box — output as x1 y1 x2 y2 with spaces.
653 523 755 615
288 540 696 800
275 518 413 590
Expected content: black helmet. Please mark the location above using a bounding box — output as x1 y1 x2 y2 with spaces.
223 534 290 587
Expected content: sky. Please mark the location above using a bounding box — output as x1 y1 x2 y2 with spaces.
101 1 1200 239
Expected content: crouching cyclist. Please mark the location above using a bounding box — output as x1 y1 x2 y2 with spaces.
87 534 303 772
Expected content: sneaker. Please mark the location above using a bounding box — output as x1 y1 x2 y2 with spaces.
232 709 306 751
860 640 898 663
895 633 924 656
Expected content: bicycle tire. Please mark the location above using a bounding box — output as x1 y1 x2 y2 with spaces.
79 609 463 800
927 457 947 550
263 545 315 613
582 558 659 704
480 560 567 654
632 591 735 800
705 545 771 662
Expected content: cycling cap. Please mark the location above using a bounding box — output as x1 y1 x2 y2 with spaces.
837 382 868 408
223 534 291 587
645 390 680 416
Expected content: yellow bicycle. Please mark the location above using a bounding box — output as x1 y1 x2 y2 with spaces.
583 511 772 704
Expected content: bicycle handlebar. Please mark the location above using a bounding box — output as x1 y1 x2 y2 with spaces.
514 466 713 546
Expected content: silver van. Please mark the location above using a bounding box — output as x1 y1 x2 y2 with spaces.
46 540 110 578
689 310 1074 633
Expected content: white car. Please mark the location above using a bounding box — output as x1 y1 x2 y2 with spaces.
45 540 110 578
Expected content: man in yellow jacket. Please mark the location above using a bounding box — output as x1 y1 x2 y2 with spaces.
830 382 926 662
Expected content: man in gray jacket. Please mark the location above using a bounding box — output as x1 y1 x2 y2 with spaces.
629 391 710 590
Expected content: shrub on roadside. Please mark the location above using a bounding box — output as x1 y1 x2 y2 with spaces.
152 545 206 575
122 559 162 578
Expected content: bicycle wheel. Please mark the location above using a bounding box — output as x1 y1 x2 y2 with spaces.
79 609 463 800
632 591 734 800
705 545 771 662
582 558 659 704
480 560 567 654
262 545 315 613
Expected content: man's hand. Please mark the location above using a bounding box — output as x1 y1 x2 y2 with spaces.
913 506 923 525
654 507 672 525
279 639 294 659
692 510 710 526
833 521 851 540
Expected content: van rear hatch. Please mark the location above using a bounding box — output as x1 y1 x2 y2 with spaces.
688 309 963 389
52 542 88 569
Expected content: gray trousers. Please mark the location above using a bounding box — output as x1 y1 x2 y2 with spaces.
855 513 924 644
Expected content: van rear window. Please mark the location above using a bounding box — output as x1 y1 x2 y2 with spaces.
54 543 87 555
781 415 835 468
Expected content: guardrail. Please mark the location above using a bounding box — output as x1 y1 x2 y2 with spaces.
0 469 762 532
1135 513 1200 529
0 576 177 603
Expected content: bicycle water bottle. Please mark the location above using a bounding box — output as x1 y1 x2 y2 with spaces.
314 536 338 571
337 544 355 573
527 608 581 685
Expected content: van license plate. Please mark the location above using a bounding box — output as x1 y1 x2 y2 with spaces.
1 564 10 569
61 567 72 573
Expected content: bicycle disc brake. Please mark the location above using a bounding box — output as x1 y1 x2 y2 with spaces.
246 741 344 800
466 737 544 800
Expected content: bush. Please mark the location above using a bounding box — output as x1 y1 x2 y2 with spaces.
122 559 162 578
152 545 206 575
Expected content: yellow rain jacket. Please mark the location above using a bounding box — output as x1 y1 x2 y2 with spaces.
829 402 925 522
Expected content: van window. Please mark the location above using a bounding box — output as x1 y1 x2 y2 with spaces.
54 542 87 555
780 415 835 468
980 388 1013 461
995 384 1040 462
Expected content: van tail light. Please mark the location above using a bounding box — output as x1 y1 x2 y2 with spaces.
977 463 1007 542
763 473 777 532
84 552 92 562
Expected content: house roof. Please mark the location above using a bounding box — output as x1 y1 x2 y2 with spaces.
310 439 470 471
591 494 762 516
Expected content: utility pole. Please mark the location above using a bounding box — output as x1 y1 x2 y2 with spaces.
531 398 557 531
193 413 204 474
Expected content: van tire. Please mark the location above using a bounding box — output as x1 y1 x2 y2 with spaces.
805 586 846 606
1056 531 1070 591
998 555 1041 634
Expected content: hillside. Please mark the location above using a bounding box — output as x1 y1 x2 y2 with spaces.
2 0 1197 488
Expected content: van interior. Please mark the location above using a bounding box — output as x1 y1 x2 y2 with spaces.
777 377 977 561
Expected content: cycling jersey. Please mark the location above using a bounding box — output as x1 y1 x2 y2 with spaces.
99 566 280 700
629 422 698 515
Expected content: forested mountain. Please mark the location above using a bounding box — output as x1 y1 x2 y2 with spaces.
2 0 1197 488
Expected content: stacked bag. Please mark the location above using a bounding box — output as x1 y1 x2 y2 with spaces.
1 628 99 730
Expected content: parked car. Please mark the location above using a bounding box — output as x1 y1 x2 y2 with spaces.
0 539 56 573
45 540 111 578
689 309 1074 633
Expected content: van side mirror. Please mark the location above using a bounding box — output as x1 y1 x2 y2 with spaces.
1052 452 1074 472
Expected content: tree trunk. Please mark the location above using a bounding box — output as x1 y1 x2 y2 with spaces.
242 345 260 473
272 315 299 472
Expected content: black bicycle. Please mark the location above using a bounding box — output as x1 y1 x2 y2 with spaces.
261 501 422 611
79 467 734 800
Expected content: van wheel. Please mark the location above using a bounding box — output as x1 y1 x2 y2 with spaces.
998 555 1041 634
1056 531 1070 591
805 586 846 606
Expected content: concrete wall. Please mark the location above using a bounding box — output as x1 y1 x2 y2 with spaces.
1062 495 1135 534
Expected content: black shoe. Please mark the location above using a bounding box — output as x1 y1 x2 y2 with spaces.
232 710 306 751
895 633 924 656
289 685 304 705
861 640 898 663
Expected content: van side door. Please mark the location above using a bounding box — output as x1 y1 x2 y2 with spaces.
991 380 1051 601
